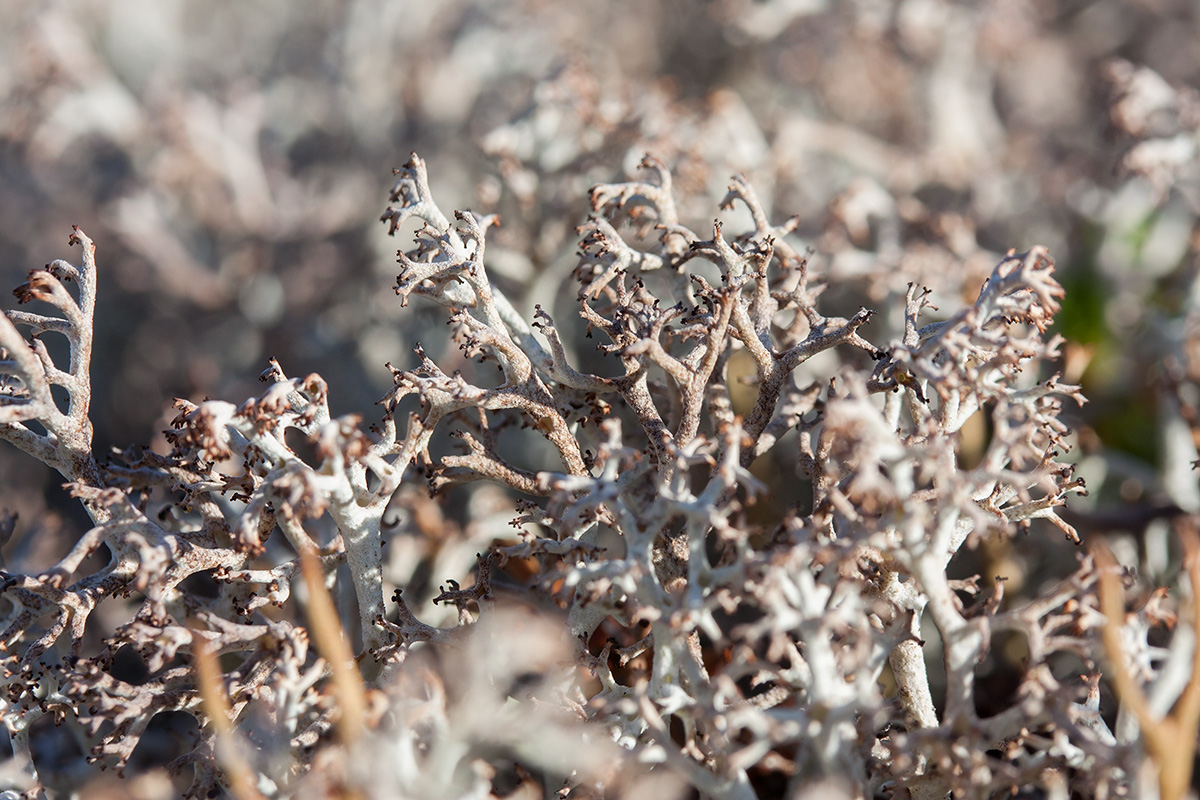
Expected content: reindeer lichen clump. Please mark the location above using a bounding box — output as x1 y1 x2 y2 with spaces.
0 155 1196 800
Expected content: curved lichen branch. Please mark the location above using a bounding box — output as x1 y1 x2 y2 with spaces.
380 152 452 236
0 227 104 517
531 305 616 393
382 153 561 389
589 154 681 241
